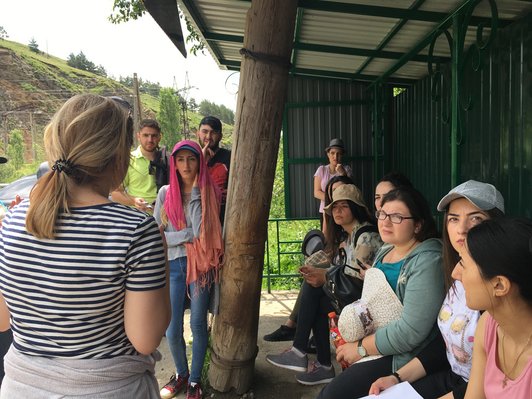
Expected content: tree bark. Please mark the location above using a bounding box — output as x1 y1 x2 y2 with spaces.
208 0 298 394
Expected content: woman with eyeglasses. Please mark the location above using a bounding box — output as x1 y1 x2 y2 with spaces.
0 94 170 398
317 186 445 399
266 184 383 385
368 181 505 399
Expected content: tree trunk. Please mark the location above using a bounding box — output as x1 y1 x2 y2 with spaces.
208 0 298 394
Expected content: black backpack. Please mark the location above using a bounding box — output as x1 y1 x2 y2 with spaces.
150 146 171 192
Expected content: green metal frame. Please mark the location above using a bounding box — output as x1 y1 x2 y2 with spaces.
290 8 305 74
355 0 427 76
372 0 499 188
183 0 503 209
263 217 320 293
424 0 499 187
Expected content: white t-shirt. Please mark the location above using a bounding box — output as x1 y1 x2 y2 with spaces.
437 280 480 380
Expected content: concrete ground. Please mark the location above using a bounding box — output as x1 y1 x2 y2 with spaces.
155 290 340 399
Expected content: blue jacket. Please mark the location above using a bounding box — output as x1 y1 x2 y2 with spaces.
374 238 445 371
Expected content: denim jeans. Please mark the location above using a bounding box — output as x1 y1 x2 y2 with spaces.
166 257 211 384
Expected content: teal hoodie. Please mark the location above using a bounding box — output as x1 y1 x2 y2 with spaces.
374 238 444 371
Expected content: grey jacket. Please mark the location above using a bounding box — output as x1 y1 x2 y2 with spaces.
373 238 445 371
153 185 201 261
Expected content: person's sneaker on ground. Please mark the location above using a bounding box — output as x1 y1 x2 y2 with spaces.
186 382 203 399
160 373 189 399
295 361 335 385
265 347 307 372
263 324 296 341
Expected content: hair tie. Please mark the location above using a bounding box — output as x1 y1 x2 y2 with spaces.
52 159 76 175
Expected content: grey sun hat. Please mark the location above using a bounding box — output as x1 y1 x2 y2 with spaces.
437 180 505 213
325 138 345 152
323 184 368 215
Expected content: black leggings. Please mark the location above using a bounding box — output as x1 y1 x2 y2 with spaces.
292 282 334 366
412 369 467 399
317 356 393 399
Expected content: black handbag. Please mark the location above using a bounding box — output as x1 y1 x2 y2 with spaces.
322 224 378 313
322 251 363 314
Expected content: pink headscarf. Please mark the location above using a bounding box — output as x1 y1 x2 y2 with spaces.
164 140 224 288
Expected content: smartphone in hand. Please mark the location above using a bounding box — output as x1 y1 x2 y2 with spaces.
356 259 367 270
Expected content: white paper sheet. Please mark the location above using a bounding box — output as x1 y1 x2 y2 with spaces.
358 381 423 399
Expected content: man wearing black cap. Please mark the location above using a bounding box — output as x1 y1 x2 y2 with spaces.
196 116 231 223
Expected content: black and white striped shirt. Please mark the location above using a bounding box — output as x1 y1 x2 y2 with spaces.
0 200 166 359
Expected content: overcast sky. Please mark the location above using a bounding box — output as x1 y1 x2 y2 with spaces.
1 0 239 110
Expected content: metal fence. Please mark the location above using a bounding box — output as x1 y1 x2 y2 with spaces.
263 217 320 293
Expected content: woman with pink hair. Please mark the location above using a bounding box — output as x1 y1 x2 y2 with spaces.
155 140 223 399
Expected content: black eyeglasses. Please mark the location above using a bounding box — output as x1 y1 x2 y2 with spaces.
375 210 415 224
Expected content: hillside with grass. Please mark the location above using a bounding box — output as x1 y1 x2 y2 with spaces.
0 38 232 182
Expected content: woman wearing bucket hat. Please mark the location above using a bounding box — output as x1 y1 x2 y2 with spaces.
154 140 223 399
263 175 354 344
317 185 444 398
368 180 505 399
314 138 352 228
266 184 382 385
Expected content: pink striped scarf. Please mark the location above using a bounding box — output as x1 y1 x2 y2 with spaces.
164 140 224 289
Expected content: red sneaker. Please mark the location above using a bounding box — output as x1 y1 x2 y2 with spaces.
160 374 189 399
186 382 203 399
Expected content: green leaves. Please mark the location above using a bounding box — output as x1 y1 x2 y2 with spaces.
108 0 146 24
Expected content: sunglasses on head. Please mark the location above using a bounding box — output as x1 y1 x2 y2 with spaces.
108 96 132 116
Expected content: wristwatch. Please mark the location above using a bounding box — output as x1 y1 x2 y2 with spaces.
357 339 368 358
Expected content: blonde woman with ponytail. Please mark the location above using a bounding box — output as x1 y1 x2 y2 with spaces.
0 94 170 398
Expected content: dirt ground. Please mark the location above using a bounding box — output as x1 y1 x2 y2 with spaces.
155 291 340 399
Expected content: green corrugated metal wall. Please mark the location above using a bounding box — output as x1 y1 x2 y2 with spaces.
392 12 532 218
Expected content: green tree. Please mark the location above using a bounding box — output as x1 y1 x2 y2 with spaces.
7 129 25 170
109 0 146 23
28 38 39 53
269 138 285 218
198 100 234 125
0 26 8 40
158 88 182 148
188 98 198 112
67 52 107 77
198 100 221 119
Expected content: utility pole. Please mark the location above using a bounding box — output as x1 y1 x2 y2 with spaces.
174 72 195 140
133 73 142 132
208 0 298 393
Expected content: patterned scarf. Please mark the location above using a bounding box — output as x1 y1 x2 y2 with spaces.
164 140 224 289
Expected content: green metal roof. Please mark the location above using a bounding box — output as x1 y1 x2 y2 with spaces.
149 0 532 85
